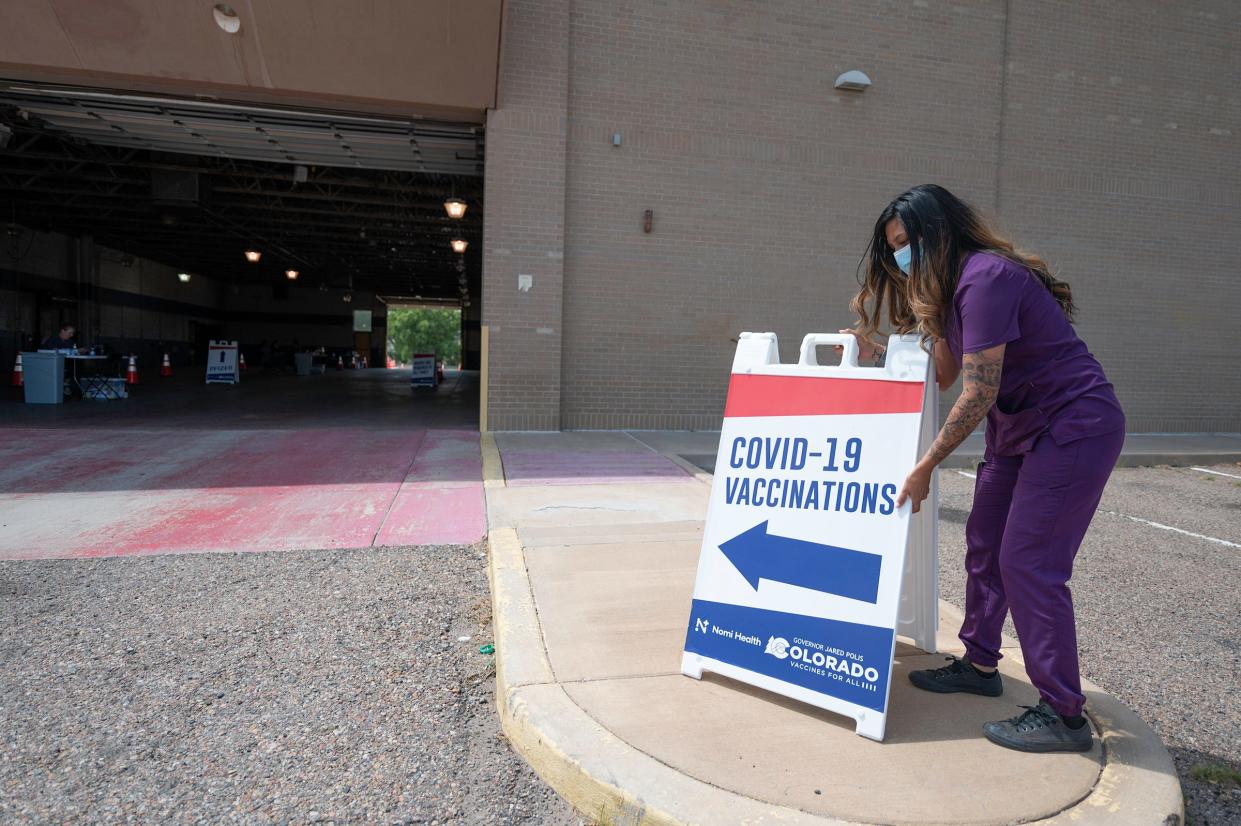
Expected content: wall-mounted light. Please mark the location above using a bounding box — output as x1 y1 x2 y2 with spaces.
451 239 468 254
244 249 261 263
444 197 468 219
285 269 299 280
834 70 872 92
178 272 192 283
343 293 353 303
212 4 241 34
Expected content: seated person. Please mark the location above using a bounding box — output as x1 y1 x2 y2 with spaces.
41 324 83 353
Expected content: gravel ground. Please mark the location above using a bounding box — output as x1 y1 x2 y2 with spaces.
938 462 1241 826
0 543 580 825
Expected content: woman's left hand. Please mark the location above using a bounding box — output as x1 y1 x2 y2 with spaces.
896 463 933 514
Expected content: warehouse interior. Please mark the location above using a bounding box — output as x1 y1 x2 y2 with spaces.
0 83 484 409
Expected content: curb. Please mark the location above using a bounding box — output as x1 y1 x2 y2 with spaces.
481 432 506 489
488 527 851 826
488 530 1185 826
660 452 715 486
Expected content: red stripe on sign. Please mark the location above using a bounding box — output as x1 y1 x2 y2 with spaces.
724 374 923 417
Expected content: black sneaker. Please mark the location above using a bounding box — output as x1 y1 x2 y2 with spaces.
908 655 1003 697
983 700 1094 753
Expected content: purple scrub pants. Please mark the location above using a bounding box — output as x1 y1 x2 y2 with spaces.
958 427 1125 717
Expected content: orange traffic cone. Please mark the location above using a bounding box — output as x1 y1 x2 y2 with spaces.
126 354 140 385
160 352 173 377
10 353 23 386
239 352 247 371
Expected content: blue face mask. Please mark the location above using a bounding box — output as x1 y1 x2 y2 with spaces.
893 243 913 276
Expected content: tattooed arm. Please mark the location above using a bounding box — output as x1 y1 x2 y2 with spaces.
927 343 1005 464
897 343 1005 512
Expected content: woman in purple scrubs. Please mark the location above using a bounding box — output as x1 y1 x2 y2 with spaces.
845 184 1125 753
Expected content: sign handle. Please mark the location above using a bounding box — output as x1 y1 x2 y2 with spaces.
797 333 859 368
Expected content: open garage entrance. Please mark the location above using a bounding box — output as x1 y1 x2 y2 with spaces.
0 84 487 557
0 84 483 388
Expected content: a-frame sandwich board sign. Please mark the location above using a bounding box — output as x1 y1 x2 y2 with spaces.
682 331 936 741
205 340 240 385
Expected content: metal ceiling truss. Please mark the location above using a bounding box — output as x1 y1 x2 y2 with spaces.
0 100 483 299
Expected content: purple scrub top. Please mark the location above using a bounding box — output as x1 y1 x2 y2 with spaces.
943 251 1125 457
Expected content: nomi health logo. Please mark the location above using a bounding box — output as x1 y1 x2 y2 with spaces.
764 636 790 659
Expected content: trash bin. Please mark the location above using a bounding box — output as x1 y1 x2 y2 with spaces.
22 351 65 404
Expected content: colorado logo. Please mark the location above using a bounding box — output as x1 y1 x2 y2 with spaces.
764 636 790 659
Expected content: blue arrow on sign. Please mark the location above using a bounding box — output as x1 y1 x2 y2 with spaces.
719 521 882 604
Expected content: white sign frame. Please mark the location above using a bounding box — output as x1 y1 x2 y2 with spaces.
682 331 937 741
205 340 240 385
410 352 437 387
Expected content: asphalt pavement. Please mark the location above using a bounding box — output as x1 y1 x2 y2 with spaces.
937 461 1241 826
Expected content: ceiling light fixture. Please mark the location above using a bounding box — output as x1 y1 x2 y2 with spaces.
444 197 468 219
178 272 192 283
245 249 261 263
451 239 468 254
285 269 299 280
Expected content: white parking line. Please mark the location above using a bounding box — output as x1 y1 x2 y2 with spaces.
1190 466 1241 480
1099 511 1240 549
950 467 1237 548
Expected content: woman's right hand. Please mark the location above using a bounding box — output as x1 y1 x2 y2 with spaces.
836 328 882 362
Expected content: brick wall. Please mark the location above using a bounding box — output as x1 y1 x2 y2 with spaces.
484 1 1241 432
481 0 570 430
993 1 1240 432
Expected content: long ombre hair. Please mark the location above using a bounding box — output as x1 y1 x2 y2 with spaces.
851 184 1075 343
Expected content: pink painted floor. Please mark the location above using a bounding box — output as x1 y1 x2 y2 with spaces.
0 428 484 560
500 449 694 486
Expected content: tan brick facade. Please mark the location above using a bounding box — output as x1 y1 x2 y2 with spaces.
482 0 569 430
483 1 1241 432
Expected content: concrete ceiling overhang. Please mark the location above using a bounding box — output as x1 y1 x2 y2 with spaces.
0 85 482 174
0 0 503 122
0 98 484 298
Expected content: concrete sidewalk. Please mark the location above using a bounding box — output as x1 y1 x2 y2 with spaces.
483 431 1184 825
